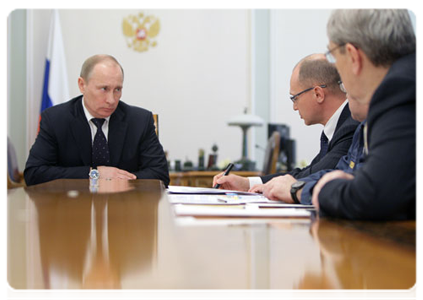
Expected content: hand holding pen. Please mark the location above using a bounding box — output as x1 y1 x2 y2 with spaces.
213 163 234 189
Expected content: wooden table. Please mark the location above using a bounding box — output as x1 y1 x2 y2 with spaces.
7 179 416 291
170 171 261 187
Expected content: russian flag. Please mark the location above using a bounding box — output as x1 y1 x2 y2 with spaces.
39 10 70 128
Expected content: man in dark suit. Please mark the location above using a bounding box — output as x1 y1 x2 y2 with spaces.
213 54 359 191
258 10 415 221
24 54 169 186
309 9 416 220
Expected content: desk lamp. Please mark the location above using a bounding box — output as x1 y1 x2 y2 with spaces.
228 110 264 171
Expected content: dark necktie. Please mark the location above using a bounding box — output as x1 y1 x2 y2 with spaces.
320 131 329 158
91 118 110 168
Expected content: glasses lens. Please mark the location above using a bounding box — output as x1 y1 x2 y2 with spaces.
339 82 347 93
325 51 336 63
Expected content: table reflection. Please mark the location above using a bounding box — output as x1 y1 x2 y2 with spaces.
7 179 416 290
89 178 135 194
20 180 159 289
297 219 416 289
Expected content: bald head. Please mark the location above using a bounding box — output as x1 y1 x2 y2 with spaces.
293 53 342 93
294 53 326 69
290 53 347 126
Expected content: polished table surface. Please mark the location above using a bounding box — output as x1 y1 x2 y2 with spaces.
7 179 415 290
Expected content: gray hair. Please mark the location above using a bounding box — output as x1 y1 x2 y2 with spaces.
298 55 342 93
80 54 124 82
327 9 415 67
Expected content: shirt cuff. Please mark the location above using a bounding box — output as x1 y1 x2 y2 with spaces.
300 181 315 205
248 177 263 189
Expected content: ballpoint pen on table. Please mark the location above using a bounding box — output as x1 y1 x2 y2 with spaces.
213 163 234 189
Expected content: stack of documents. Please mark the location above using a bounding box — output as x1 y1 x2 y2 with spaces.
167 186 314 218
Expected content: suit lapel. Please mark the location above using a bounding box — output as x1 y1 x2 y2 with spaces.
70 97 92 166
334 103 350 132
328 103 350 149
108 105 128 166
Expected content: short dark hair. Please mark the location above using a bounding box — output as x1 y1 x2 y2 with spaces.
80 54 124 82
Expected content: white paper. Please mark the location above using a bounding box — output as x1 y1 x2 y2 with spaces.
217 195 280 205
167 194 230 205
173 204 311 218
256 203 315 209
167 193 314 208
175 216 312 227
167 185 261 195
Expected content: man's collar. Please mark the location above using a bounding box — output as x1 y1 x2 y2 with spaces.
323 99 348 141
81 97 111 123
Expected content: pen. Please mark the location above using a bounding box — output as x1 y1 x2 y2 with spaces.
213 163 234 189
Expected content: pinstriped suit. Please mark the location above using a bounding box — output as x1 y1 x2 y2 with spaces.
261 104 359 182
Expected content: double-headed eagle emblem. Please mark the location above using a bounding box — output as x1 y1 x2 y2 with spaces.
122 12 160 52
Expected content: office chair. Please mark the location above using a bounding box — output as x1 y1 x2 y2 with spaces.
7 137 26 189
261 131 281 175
153 114 159 137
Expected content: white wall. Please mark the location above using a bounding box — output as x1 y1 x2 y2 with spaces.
272 9 411 166
27 9 251 167
270 9 333 165
12 9 336 171
26 10 51 159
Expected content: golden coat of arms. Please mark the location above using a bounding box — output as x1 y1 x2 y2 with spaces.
122 12 160 52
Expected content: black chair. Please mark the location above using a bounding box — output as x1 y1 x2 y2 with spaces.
153 114 159 138
261 131 281 175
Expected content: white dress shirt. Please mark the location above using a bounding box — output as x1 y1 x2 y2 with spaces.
248 99 348 188
82 98 111 143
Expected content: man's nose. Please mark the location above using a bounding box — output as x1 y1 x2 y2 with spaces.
106 92 116 105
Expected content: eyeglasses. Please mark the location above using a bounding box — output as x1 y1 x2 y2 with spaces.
290 85 327 102
338 81 347 93
325 43 345 63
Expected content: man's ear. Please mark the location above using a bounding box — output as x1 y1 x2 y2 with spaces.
346 43 362 75
314 86 325 104
77 77 85 93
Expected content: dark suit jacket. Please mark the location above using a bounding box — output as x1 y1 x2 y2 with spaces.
318 53 416 220
261 104 359 182
24 96 170 186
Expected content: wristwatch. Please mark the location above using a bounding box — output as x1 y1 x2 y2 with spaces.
89 168 100 179
290 181 306 204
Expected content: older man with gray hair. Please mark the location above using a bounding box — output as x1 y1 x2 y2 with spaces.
309 9 415 220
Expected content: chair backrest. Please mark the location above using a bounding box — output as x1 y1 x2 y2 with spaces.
261 131 281 175
153 114 159 137
7 137 25 188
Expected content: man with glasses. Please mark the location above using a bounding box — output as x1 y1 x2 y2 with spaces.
254 10 415 221
312 9 416 220
213 54 359 191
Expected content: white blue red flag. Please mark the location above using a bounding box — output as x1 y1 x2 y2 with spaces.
39 10 69 128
